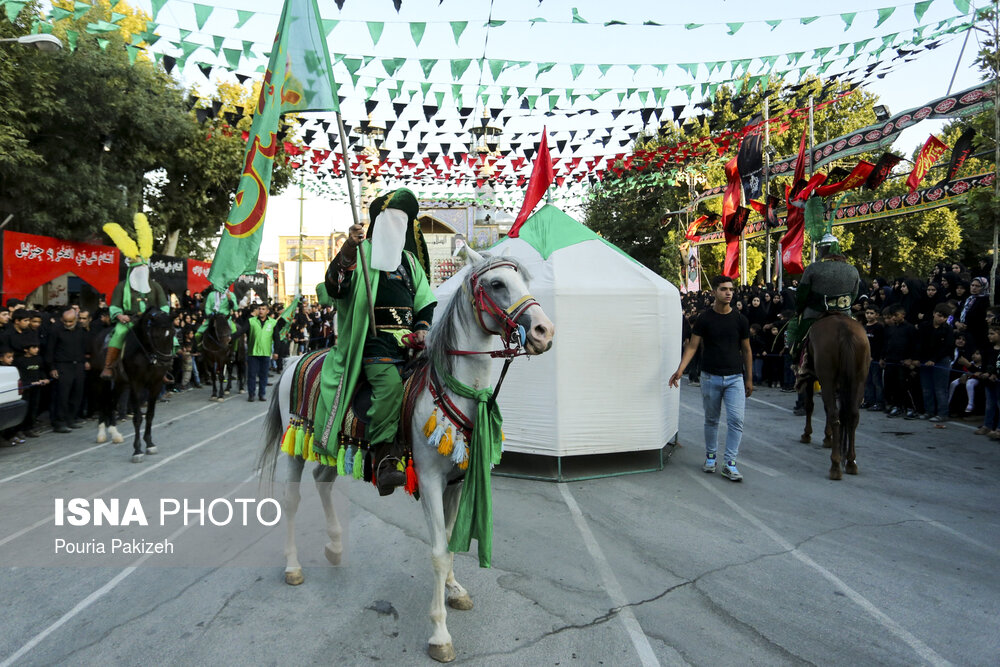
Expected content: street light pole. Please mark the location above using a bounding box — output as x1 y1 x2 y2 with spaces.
0 34 63 52
296 177 305 299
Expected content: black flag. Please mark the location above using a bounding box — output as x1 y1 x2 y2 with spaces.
737 134 764 200
865 152 903 190
939 128 975 185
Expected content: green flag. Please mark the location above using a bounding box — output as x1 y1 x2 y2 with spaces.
208 0 339 292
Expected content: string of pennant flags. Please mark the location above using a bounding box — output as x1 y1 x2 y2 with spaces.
139 0 979 36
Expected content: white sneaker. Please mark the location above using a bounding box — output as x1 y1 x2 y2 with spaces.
703 456 717 473
721 461 743 482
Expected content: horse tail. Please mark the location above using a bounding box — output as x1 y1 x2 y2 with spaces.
837 319 864 457
257 375 285 492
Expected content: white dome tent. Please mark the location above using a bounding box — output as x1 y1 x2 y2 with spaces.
434 205 682 479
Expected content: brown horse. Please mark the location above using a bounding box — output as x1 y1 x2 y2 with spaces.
799 313 871 480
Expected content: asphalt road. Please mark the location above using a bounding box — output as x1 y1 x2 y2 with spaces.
0 379 997 666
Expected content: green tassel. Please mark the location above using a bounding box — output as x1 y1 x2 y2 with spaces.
336 446 346 476
294 428 305 457
353 447 364 480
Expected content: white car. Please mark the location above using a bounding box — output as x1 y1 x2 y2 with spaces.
0 365 27 431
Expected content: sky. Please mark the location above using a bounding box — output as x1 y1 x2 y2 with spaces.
133 0 989 261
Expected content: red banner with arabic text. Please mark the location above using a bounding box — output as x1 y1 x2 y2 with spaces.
907 135 948 193
2 231 120 302
187 259 213 295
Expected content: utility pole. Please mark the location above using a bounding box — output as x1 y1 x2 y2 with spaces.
993 6 999 306
296 177 305 299
764 98 772 285
808 94 816 265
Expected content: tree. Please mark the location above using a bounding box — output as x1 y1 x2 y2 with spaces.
0 2 295 257
583 75 881 285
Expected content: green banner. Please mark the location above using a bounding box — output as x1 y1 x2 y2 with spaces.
208 0 339 292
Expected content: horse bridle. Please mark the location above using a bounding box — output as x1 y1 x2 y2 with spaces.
461 260 540 348
135 312 174 366
202 315 231 356
447 260 542 405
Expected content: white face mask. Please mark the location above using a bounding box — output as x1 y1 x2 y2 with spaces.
129 264 151 293
370 207 409 272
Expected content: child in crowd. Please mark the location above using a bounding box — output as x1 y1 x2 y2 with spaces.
915 303 955 422
862 306 885 411
949 337 979 418
14 342 48 438
749 323 765 385
0 347 23 447
883 305 919 418
974 325 1000 438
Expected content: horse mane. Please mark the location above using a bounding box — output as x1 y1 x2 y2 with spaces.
425 255 530 378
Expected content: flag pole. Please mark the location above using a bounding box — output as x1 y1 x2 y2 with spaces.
335 111 377 338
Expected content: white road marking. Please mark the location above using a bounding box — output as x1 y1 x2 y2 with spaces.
0 399 229 485
558 484 661 667
0 474 257 667
0 413 264 549
688 471 951 667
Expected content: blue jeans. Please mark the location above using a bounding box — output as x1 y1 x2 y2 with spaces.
864 360 884 406
701 372 746 463
919 360 951 418
247 356 269 399
984 382 999 430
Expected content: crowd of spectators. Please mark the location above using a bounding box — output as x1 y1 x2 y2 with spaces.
0 289 339 447
681 257 1000 436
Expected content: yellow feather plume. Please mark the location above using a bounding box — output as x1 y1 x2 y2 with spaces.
133 213 153 259
103 223 139 261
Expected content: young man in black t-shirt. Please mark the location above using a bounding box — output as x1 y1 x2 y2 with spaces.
670 275 753 482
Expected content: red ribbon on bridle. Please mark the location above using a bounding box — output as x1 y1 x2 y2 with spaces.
461 260 540 350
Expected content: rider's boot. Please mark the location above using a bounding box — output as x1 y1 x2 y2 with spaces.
373 441 405 496
101 347 121 380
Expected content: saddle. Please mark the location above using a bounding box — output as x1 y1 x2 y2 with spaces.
280 349 427 495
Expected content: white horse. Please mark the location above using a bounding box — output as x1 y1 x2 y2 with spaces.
258 248 554 662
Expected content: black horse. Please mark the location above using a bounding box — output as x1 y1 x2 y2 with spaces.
201 313 233 402
96 309 175 462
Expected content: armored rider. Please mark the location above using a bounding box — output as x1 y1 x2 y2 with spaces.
101 214 171 379
787 232 862 379
317 188 436 496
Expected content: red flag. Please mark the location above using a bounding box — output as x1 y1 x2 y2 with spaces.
721 155 742 279
780 127 813 275
509 127 555 237
907 135 948 193
685 215 709 242
814 161 874 197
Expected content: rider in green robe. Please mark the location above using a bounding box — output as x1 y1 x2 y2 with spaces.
194 288 239 345
314 188 436 496
102 261 170 378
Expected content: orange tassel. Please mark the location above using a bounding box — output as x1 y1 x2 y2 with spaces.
404 457 418 495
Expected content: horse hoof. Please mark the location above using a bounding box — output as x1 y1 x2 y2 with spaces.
800 435 811 444
324 544 342 566
846 462 859 475
428 643 456 663
447 594 473 611
285 569 304 586
829 468 842 480
224 390 231 395
145 446 157 455
822 440 833 449
97 434 107 444
111 435 124 444
131 454 144 463
239 389 245 394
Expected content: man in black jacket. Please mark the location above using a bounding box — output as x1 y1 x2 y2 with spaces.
45 308 89 433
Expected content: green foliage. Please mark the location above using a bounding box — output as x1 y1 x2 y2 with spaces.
0 1 293 256
582 75 881 284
